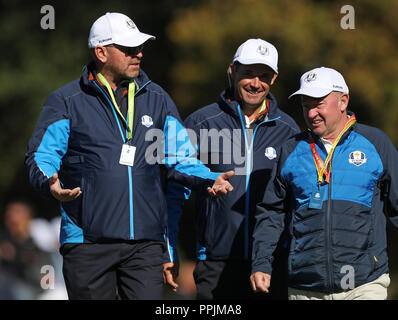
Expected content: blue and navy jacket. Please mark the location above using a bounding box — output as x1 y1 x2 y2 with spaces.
24 64 220 246
166 89 299 262
252 118 398 293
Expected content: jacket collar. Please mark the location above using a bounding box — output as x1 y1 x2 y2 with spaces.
81 62 151 93
219 88 280 122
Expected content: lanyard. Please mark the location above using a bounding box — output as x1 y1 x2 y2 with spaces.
308 114 356 185
97 73 136 141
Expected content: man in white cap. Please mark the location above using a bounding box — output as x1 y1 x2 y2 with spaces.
25 12 234 300
165 39 299 299
250 66 398 299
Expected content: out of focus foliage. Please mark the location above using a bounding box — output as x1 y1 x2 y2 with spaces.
167 0 398 136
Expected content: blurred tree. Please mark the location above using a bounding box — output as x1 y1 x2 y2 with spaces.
167 0 398 137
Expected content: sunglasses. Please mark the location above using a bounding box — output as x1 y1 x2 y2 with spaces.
107 44 144 56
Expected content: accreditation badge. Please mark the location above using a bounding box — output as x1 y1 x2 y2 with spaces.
119 144 136 166
308 185 325 209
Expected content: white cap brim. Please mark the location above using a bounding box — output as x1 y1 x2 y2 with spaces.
288 87 333 99
234 57 278 74
113 32 155 47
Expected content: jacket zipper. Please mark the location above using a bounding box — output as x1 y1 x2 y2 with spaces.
237 105 281 259
325 152 334 292
91 79 151 240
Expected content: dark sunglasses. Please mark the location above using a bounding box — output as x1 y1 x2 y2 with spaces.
107 44 144 56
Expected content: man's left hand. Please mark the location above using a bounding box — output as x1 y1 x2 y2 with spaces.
207 170 234 197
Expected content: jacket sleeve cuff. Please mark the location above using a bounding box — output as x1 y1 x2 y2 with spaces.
251 257 274 276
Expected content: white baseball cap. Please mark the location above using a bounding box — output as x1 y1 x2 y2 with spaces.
232 38 278 74
88 12 155 48
289 67 349 99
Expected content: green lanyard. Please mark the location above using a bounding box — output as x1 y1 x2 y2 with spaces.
97 73 136 141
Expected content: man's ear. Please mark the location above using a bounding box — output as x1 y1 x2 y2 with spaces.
94 46 109 64
270 73 278 86
339 93 349 112
227 64 235 89
228 64 234 80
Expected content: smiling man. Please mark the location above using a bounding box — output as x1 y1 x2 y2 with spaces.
250 67 398 300
165 39 299 299
25 12 234 300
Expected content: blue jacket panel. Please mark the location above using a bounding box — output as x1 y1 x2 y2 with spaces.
252 120 398 293
25 64 219 246
167 89 300 261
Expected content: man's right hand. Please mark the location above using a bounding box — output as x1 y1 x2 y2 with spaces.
250 272 271 293
49 173 82 202
163 261 180 292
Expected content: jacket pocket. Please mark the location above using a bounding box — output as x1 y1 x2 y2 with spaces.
81 171 130 241
62 155 85 165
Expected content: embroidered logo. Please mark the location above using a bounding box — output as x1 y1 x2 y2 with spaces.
305 72 317 82
348 150 367 166
257 44 269 56
265 147 277 160
141 115 153 127
126 19 137 29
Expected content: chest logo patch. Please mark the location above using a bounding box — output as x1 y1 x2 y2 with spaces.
348 150 367 166
265 147 277 160
141 115 153 128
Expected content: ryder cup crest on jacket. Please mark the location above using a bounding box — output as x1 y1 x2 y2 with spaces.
141 115 153 128
232 38 278 74
88 12 156 48
349 150 367 166
264 147 277 160
289 67 349 98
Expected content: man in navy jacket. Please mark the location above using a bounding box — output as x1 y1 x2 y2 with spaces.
166 39 300 299
25 12 233 300
250 67 398 299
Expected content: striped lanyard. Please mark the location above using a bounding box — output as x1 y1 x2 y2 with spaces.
308 114 356 185
97 73 136 141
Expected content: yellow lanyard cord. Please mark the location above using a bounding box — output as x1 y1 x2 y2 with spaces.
312 115 356 184
97 73 136 140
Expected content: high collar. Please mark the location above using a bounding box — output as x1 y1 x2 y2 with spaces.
81 62 151 93
218 88 280 122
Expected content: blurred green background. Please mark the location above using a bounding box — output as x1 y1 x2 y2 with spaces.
1 0 398 299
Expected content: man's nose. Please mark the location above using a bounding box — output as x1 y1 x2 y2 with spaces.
250 76 260 88
306 107 319 118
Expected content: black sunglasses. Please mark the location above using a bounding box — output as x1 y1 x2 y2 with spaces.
107 44 144 56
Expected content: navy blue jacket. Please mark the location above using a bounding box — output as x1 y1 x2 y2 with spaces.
252 118 398 293
25 64 219 246
167 89 299 261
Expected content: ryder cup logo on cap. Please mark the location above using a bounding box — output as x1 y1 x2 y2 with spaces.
257 44 269 56
289 67 349 99
126 19 136 29
88 12 156 48
233 38 278 73
304 72 317 83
